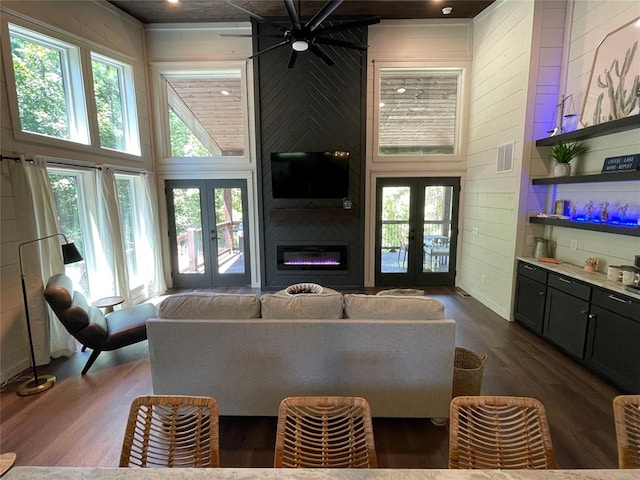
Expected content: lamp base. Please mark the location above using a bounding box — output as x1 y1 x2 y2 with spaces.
17 374 56 396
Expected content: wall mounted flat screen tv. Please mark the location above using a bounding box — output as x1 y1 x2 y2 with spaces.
271 151 350 199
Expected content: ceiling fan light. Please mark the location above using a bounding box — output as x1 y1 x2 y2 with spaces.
292 40 309 52
442 6 453 15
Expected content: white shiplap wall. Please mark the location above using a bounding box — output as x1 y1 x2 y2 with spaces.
460 0 536 319
542 0 640 270
0 0 152 382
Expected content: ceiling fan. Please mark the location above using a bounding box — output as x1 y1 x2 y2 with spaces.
225 0 380 69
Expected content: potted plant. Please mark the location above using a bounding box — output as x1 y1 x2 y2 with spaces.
549 141 590 177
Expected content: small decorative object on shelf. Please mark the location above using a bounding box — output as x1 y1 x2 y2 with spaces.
569 202 577 219
554 200 569 216
601 153 640 173
549 141 590 177
584 257 599 272
599 201 610 223
583 200 595 221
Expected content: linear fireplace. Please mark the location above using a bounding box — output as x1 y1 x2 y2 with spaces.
277 245 348 271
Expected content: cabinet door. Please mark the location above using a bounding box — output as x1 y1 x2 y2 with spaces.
514 275 546 333
543 287 589 359
585 305 640 392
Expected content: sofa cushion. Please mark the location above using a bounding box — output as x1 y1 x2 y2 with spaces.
343 293 444 320
158 293 261 319
260 292 344 319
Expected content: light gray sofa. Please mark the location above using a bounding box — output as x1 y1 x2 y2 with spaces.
147 291 456 418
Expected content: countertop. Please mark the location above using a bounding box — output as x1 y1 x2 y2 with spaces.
517 257 640 301
4 468 639 480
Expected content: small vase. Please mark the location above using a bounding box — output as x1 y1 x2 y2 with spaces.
553 163 571 177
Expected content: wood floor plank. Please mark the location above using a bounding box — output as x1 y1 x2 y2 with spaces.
0 287 621 469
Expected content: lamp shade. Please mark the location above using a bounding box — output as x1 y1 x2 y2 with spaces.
62 243 83 265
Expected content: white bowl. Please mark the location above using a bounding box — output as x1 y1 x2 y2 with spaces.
285 283 324 295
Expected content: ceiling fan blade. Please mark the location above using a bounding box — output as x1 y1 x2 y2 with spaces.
287 50 298 69
283 0 301 30
314 37 368 51
226 1 288 32
305 0 343 32
249 40 290 59
314 16 381 36
308 43 335 66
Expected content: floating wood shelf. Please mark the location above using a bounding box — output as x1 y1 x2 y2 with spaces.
529 217 640 237
532 171 640 185
270 208 356 222
535 115 640 146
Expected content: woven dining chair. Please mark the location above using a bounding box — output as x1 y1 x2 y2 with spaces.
119 395 219 468
449 395 556 469
274 396 378 468
613 394 640 469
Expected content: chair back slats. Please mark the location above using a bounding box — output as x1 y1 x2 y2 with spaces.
274 396 377 468
613 394 640 469
120 395 219 468
449 396 556 469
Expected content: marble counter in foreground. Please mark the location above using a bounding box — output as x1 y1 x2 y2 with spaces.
517 257 640 301
4 468 638 480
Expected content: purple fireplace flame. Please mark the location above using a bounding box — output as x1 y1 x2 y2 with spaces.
277 245 347 271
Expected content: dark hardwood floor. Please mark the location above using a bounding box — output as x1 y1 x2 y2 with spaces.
0 286 621 469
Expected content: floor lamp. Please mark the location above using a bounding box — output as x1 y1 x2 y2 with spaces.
17 233 83 396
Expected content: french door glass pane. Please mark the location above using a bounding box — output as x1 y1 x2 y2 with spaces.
213 187 245 275
380 186 410 273
172 188 204 274
423 186 452 273
116 177 139 285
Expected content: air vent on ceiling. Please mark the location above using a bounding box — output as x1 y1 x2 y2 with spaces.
496 142 514 173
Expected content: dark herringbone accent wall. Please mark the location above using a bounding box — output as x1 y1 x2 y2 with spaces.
255 19 367 288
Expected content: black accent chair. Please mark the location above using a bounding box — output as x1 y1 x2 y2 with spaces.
44 273 157 374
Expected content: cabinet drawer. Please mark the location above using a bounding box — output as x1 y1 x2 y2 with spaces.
548 273 591 300
591 288 640 322
518 261 548 283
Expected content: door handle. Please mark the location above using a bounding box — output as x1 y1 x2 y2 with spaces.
211 230 218 240
558 277 573 284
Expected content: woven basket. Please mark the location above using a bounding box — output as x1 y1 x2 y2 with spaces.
452 347 487 398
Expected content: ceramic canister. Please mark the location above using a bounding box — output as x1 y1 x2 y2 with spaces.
607 265 623 282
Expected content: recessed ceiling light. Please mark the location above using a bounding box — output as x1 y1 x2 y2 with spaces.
442 6 453 15
396 87 406 94
379 102 385 107
167 0 179 4
221 90 230 96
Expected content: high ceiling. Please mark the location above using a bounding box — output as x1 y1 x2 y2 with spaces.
107 0 495 24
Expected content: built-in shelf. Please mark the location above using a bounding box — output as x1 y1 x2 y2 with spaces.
270 208 356 222
529 216 640 237
535 115 640 146
532 171 640 185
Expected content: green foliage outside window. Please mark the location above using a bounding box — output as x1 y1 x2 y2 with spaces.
48 173 85 257
168 108 212 157
10 36 70 139
92 59 125 151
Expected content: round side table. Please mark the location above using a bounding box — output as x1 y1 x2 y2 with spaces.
92 295 125 313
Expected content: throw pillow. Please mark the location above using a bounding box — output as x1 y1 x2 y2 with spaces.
260 292 344 319
158 293 261 319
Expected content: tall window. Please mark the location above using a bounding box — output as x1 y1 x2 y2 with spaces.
91 53 140 155
115 174 142 289
8 23 89 144
377 68 462 156
48 170 91 295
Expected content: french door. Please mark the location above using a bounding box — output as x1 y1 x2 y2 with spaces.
375 177 460 286
166 179 251 288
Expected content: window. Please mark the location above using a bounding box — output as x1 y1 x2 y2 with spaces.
48 170 91 295
91 53 140 155
8 23 89 144
6 22 140 156
377 67 462 156
115 174 142 289
164 69 246 158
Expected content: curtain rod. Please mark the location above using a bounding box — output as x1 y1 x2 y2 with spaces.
1 156 148 175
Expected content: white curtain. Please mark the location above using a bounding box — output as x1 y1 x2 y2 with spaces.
92 166 131 304
9 156 76 364
139 172 167 297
